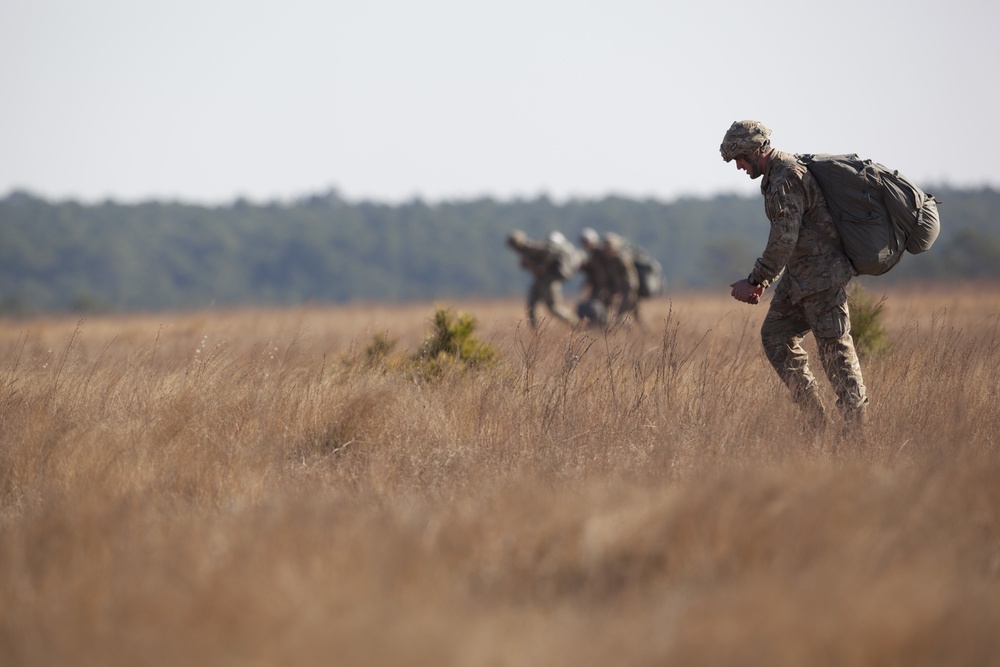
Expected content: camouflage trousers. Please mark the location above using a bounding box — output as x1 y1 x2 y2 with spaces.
760 284 867 418
527 278 577 328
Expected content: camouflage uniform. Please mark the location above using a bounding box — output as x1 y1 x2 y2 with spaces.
578 228 611 327
600 233 641 325
579 229 609 301
721 120 868 425
507 230 578 329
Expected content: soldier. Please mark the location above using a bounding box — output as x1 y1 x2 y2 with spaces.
577 228 610 327
599 232 642 327
506 229 579 329
720 120 868 431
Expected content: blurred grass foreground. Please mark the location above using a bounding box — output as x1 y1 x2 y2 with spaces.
1 286 999 666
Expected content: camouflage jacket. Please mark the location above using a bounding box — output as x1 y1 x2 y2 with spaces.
751 150 855 302
580 253 610 301
603 249 639 299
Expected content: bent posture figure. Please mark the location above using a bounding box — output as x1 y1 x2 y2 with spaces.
506 229 579 329
720 120 868 431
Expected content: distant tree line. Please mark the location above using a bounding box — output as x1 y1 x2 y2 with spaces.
1 186 998 315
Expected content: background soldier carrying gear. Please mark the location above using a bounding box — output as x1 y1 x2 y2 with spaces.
625 240 665 299
506 229 580 329
721 120 868 432
576 228 611 327
599 232 642 327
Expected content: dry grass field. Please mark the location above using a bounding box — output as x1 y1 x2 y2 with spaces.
2 284 999 666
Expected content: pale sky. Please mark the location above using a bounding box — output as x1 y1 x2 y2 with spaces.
2 0 997 205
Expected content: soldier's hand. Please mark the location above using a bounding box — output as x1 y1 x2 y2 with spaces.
730 279 764 305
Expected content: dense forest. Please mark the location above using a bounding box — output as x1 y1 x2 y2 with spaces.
2 186 998 315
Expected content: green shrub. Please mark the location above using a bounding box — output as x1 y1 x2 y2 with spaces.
848 283 891 359
412 307 496 378
364 332 397 367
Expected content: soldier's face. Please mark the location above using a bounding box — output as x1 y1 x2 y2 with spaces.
734 150 762 179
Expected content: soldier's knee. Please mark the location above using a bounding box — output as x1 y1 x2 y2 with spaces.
816 334 862 372
760 331 786 365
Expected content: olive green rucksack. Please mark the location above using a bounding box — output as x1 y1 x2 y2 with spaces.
629 246 664 298
797 153 941 276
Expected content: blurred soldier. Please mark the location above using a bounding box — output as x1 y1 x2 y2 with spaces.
506 229 579 329
600 232 642 327
576 227 610 327
720 120 868 431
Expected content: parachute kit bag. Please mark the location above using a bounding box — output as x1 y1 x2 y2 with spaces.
797 153 941 276
634 252 664 298
621 243 664 298
548 234 585 280
577 298 608 327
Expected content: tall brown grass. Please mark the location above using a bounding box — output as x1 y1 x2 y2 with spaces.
1 286 999 666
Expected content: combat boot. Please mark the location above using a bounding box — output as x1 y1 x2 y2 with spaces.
839 398 869 439
796 389 828 435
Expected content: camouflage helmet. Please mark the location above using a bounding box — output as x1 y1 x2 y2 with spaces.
507 229 528 248
580 227 600 247
720 120 772 162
